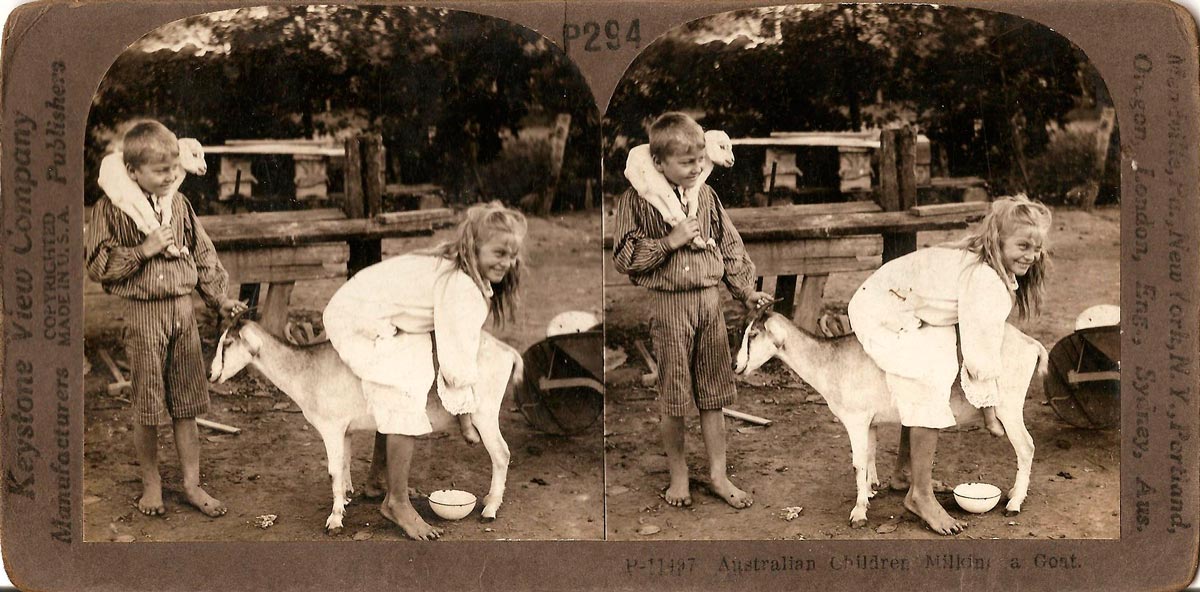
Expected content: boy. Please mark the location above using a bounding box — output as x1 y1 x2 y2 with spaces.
612 112 771 509
86 120 244 517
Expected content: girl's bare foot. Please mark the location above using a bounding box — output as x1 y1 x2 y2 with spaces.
363 472 388 498
183 485 227 517
137 478 166 516
708 477 753 509
982 408 1006 437
381 498 442 540
903 490 964 535
458 414 481 445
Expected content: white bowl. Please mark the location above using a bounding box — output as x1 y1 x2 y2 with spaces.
428 489 477 520
953 482 1002 513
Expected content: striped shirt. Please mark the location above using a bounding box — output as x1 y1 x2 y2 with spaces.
85 193 229 309
612 185 756 301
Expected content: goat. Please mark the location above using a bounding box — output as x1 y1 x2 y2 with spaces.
623 129 735 250
733 306 1047 527
208 318 522 533
97 138 208 258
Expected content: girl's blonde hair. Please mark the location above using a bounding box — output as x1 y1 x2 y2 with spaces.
425 201 527 326
945 194 1052 319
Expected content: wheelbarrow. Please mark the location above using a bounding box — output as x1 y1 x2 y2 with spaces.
514 326 604 436
1044 305 1120 429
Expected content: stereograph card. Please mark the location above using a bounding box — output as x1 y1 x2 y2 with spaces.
0 0 1197 589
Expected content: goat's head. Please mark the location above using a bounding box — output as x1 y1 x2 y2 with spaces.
733 298 784 375
704 130 735 168
177 138 208 176
208 310 261 383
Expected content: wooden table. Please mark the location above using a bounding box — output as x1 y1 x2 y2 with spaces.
201 207 456 335
603 200 988 333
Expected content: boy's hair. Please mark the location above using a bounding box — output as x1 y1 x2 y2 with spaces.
648 112 706 163
950 194 1052 320
425 201 527 326
122 120 179 169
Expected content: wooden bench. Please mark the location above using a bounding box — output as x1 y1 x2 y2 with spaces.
603 200 988 333
202 207 456 336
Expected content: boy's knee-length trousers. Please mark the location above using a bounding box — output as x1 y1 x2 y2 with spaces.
123 295 210 425
650 287 737 416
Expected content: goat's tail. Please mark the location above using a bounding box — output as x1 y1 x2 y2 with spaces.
499 340 525 387
1033 338 1050 377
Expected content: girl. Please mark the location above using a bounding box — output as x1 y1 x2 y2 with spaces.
846 194 1050 534
322 201 526 540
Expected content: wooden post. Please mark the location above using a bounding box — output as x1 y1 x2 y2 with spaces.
538 114 572 216
347 134 384 277
363 135 385 217
343 137 364 219
259 282 295 339
794 275 828 335
881 128 918 263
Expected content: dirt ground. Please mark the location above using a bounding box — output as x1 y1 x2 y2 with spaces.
83 211 605 542
604 206 1121 540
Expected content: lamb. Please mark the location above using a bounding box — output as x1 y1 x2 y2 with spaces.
208 316 522 533
732 303 1047 527
623 129 735 250
97 137 208 258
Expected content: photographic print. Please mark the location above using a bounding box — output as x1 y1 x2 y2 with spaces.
82 5 604 542
603 4 1120 540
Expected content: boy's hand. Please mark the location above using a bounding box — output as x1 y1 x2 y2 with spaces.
743 291 773 310
138 226 176 259
664 218 701 250
220 299 248 319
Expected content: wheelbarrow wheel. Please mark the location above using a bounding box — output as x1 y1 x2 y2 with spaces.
1044 331 1120 429
514 335 604 436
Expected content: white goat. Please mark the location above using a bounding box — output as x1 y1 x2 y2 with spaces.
208 318 522 533
733 306 1047 527
624 129 735 250
97 138 208 258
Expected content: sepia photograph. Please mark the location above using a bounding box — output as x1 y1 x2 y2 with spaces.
602 4 1120 540
82 5 604 542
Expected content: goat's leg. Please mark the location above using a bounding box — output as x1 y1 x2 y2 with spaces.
320 430 350 533
342 433 355 496
867 424 880 497
474 411 511 521
845 417 874 528
996 402 1034 516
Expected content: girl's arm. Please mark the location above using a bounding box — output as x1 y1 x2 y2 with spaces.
432 270 490 388
957 265 1013 406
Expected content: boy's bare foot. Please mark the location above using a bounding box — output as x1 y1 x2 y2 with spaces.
381 498 442 540
137 479 166 516
659 485 692 508
903 490 964 535
183 485 227 517
707 477 753 509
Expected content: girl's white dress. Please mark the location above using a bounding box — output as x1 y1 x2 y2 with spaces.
847 247 1016 428
322 254 490 436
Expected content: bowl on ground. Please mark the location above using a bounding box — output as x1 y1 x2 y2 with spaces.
953 482 1002 513
428 489 477 520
